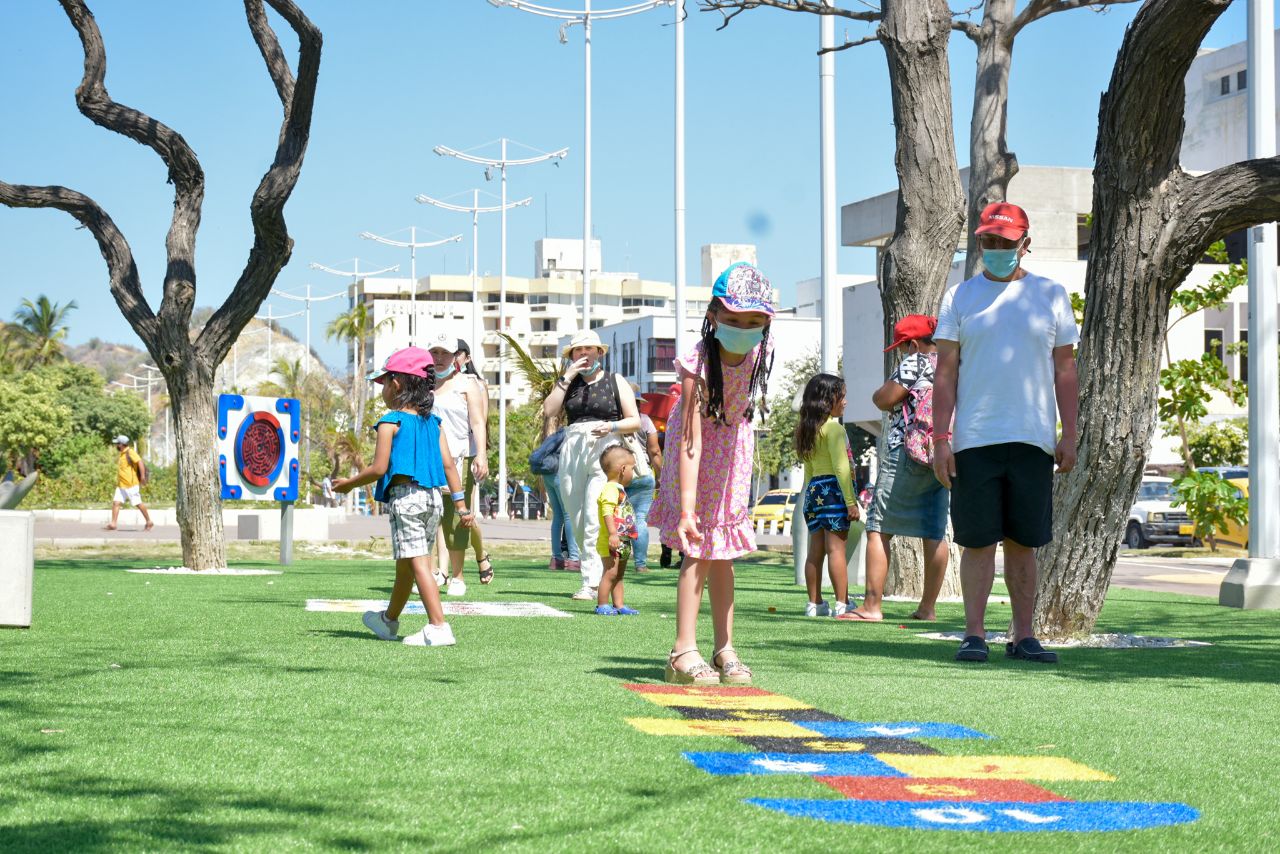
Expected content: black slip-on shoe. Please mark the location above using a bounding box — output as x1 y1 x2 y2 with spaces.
955 635 990 662
1006 637 1059 664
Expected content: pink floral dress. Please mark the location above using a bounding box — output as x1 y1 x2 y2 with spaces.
649 340 764 560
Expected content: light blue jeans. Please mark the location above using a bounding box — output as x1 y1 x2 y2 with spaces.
625 473 656 568
543 473 579 561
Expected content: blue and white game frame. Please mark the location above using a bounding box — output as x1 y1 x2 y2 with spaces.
217 394 301 502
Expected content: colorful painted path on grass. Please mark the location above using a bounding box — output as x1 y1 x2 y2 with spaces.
624 684 1198 832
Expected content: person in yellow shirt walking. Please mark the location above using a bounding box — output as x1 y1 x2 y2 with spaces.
795 374 861 617
107 435 154 532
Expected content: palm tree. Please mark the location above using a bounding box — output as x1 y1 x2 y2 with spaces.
257 356 307 400
326 304 392 431
500 333 560 438
10 295 77 367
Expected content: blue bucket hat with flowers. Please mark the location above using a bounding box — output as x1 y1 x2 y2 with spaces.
712 262 775 316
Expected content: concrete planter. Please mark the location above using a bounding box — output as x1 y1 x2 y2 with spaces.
0 511 34 628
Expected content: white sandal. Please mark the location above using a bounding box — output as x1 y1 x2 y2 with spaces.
712 646 752 685
665 648 719 685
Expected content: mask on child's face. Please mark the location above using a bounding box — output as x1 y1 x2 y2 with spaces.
714 323 765 355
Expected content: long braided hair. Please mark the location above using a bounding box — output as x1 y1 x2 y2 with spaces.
698 297 774 424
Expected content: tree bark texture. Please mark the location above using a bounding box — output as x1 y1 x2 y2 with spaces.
1035 0 1280 637
876 0 967 379
0 0 322 569
960 0 1018 278
886 536 963 600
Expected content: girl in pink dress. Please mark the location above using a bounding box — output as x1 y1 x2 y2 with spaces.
650 263 775 685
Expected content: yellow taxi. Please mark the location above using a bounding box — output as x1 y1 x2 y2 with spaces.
751 489 799 524
1180 477 1249 548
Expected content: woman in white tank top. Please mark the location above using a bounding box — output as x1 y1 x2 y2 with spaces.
426 334 492 591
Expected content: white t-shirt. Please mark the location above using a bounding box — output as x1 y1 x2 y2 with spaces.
935 270 1079 456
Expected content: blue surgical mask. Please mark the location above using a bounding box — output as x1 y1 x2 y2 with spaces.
982 245 1022 278
588 360 602 374
714 324 765 355
434 363 456 380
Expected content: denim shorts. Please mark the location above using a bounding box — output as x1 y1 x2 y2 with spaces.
865 444 949 541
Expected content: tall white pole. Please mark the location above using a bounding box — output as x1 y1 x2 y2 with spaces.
473 190 483 373
410 226 418 346
499 139 510 516
674 0 688 358
1222 0 1280 608
304 282 312 504
267 305 273 364
582 0 593 331
1247 0 1279 560
819 6 839 374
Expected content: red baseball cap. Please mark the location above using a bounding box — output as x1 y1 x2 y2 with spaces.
367 346 434 384
884 314 938 352
974 202 1030 241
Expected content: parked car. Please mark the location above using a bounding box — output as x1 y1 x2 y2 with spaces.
1181 477 1249 549
751 489 799 524
1196 465 1248 480
1124 477 1194 549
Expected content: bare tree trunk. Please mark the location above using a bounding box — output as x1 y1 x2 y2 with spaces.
876 0 967 381
169 359 226 569
961 1 1018 278
887 537 963 600
875 0 965 597
1035 0 1280 637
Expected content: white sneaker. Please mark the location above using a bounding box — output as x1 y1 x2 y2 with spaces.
804 601 831 617
403 622 456 647
832 601 849 618
446 577 467 597
362 609 399 640
432 569 448 588
571 584 597 601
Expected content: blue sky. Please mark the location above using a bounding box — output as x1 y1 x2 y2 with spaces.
0 1 1259 370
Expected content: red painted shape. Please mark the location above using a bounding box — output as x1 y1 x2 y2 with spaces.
819 777 1069 803
623 684 771 697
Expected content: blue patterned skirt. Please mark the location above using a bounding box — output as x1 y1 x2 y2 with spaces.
804 475 851 533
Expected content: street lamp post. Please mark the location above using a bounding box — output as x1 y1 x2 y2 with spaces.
435 139 568 516
674 0 687 356
415 189 533 375
488 0 673 331
359 229 463 346
309 258 400 380
1221 0 1280 609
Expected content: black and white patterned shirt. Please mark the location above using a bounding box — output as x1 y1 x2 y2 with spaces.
885 352 936 450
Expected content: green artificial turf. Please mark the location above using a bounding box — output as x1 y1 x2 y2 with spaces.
2 549 1278 852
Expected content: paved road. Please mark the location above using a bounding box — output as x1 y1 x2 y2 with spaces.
35 516 1232 597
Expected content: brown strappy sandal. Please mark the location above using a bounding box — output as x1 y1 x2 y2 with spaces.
665 648 719 685
712 646 753 686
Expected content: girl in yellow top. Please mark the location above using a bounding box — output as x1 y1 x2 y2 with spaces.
795 374 860 617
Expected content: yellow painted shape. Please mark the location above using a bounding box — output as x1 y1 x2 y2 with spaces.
803 739 867 752
877 755 1115 782
625 718 820 738
903 782 983 799
632 693 812 711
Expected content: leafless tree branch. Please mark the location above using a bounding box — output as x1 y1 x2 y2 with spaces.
699 0 881 31
58 0 205 336
1009 0 1137 42
197 0 322 365
950 18 981 40
1180 158 1280 254
0 181 157 343
818 31 881 53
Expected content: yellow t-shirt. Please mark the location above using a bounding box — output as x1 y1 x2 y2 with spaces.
117 447 142 489
801 418 855 505
596 481 635 557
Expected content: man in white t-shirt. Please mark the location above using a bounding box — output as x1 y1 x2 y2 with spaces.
931 202 1079 665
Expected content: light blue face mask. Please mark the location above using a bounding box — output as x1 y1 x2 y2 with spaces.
434 362 456 380
714 323 766 355
982 244 1023 278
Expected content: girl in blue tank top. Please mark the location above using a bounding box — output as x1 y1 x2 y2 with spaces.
333 347 474 647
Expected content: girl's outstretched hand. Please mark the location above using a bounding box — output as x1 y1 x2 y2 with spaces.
332 478 353 494
676 512 702 554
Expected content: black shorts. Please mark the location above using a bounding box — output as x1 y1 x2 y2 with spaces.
951 442 1054 549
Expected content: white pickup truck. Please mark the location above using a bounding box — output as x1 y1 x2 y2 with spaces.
1124 476 1195 550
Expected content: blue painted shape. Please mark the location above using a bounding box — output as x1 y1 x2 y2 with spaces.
683 752 906 777
218 454 241 500
275 459 299 502
217 394 244 439
276 397 300 440
745 799 1199 832
804 722 992 740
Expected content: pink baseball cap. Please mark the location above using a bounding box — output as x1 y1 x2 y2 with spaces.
367 346 434 384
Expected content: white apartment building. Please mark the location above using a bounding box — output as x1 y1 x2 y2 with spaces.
351 240 727 407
